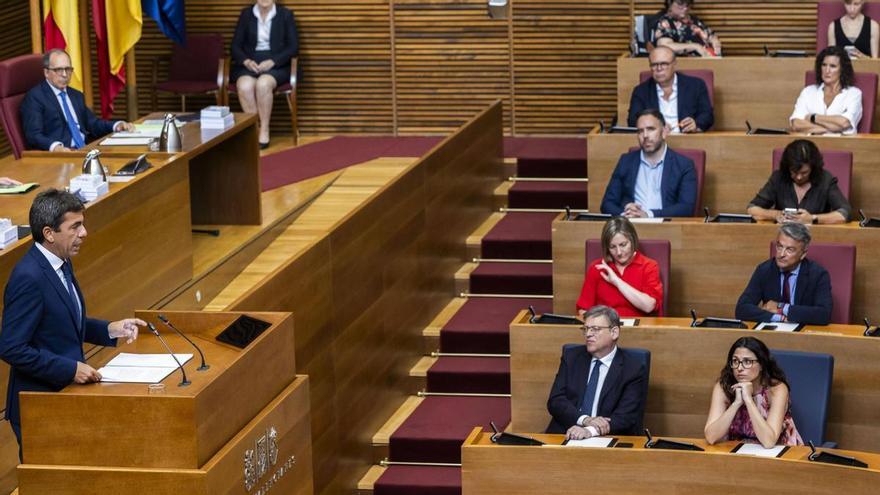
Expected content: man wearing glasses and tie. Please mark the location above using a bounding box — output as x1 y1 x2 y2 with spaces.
546 305 649 440
20 49 135 152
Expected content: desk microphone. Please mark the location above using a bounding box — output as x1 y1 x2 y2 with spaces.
158 314 209 371
690 309 699 327
148 323 190 386
864 317 880 337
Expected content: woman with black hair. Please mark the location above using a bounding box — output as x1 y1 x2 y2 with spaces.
653 0 722 57
747 139 850 225
704 337 803 448
790 46 862 135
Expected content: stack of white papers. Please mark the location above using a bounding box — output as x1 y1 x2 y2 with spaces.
70 174 108 201
732 443 787 458
0 218 17 249
101 137 155 146
98 352 193 383
564 437 617 448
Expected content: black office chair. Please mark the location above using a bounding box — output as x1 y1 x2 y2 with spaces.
771 349 835 447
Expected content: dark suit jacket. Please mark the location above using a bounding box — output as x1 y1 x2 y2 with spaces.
546 345 648 434
0 245 115 426
627 72 714 131
600 148 697 217
231 5 299 67
735 258 832 325
20 80 116 151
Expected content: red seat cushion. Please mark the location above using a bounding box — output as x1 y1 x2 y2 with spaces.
768 242 855 324
804 70 877 133
0 54 43 158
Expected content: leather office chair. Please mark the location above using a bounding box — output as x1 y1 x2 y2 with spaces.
151 33 226 112
767 242 856 325
586 239 670 316
770 349 835 447
627 146 705 216
816 1 880 53
224 57 299 145
803 70 878 133
771 148 852 200
638 69 715 107
561 344 651 433
0 53 44 159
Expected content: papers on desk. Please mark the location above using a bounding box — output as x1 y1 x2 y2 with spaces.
98 352 193 383
620 318 639 327
564 436 617 448
0 183 38 194
755 321 801 332
629 218 665 224
731 443 788 458
101 137 155 146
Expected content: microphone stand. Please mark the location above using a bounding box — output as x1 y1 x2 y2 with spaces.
158 314 210 371
148 323 190 386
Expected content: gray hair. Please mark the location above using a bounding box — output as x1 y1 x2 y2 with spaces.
29 188 84 243
42 49 68 69
778 222 811 249
582 305 622 328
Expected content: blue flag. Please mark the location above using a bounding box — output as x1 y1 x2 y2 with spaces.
141 0 186 45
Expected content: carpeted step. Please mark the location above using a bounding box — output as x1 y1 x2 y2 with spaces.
469 263 553 295
388 396 510 464
507 181 587 209
427 356 510 394
516 158 587 179
373 465 462 495
440 297 553 353
480 212 557 260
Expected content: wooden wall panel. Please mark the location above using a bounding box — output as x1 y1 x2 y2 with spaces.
0 0 35 158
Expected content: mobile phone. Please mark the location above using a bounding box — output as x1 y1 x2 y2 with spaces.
783 208 798 216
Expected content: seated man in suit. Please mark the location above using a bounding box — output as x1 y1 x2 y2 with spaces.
20 49 134 152
601 108 698 218
547 305 649 440
0 189 145 454
735 223 832 325
627 46 713 133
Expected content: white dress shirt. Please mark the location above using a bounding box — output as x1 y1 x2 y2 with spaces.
633 144 667 218
34 242 81 318
656 74 679 133
253 4 277 51
576 346 618 436
790 83 862 135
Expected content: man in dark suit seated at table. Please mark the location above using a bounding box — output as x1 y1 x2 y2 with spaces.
20 49 134 152
627 46 713 133
601 108 697 218
546 305 648 440
735 223 832 326
0 189 145 456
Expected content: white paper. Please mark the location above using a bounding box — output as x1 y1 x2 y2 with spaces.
732 443 786 458
112 129 161 138
108 175 136 183
629 218 665 224
101 137 154 146
98 366 179 383
565 437 616 448
104 353 192 368
620 318 638 327
755 322 800 332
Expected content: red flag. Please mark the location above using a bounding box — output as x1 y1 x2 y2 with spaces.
92 0 126 119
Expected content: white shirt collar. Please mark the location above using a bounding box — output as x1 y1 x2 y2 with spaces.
593 345 618 367
655 74 678 98
253 3 277 22
35 242 65 272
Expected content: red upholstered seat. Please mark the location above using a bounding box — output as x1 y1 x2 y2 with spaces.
628 146 706 216
804 70 878 133
151 33 225 111
586 239 670 316
0 54 44 159
638 69 715 107
768 242 856 324
816 1 880 52
771 148 852 200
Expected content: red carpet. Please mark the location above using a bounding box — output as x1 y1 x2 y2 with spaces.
480 212 557 260
440 297 553 353
427 356 511 394
374 466 462 495
469 262 553 295
507 181 588 209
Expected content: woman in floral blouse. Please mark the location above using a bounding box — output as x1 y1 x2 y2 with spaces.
653 0 722 57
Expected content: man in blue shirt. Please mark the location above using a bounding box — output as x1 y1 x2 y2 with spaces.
600 108 698 218
735 223 832 325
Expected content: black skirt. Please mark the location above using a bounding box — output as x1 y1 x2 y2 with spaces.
230 50 290 86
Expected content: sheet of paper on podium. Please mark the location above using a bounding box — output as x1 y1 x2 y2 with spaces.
564 436 616 448
98 352 193 383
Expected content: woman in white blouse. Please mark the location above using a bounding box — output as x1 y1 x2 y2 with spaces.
790 46 862 135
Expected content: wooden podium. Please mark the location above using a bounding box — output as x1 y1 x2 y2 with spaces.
14 311 312 495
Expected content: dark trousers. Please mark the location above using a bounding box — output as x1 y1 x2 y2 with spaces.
9 421 21 462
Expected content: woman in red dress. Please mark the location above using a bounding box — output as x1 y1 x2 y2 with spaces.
576 217 663 318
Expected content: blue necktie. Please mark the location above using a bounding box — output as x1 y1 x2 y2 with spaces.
58 91 85 149
580 359 603 415
61 261 82 327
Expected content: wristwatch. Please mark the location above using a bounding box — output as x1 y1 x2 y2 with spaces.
810 114 817 124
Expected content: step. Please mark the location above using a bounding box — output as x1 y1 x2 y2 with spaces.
480 211 558 260
517 157 587 178
492 181 512 210
357 464 387 494
469 262 553 296
465 212 507 259
423 298 469 354
440 297 554 353
507 181 588 209
373 465 462 495
427 356 511 394
504 136 586 164
388 395 510 464
373 396 425 463
454 262 479 296
409 355 436 391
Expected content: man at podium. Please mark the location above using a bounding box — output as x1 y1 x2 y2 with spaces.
0 189 145 455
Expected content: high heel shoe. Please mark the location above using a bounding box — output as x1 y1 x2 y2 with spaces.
259 139 270 150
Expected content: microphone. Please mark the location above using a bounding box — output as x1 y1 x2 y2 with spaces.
703 207 711 223
158 314 209 371
148 323 191 387
690 309 699 327
864 317 880 337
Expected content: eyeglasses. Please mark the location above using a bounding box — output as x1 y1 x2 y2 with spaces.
775 243 801 256
581 325 616 335
649 62 672 70
730 358 758 369
46 67 74 75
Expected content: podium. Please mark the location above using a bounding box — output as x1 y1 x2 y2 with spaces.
14 311 313 495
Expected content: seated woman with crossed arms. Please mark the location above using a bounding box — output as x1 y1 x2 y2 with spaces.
704 337 803 448
576 217 663 319
747 139 850 225
790 46 862 135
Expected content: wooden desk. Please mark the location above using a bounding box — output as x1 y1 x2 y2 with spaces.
586 131 880 215
24 113 261 225
508 314 880 452
552 217 880 322
462 429 880 494
616 55 880 131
